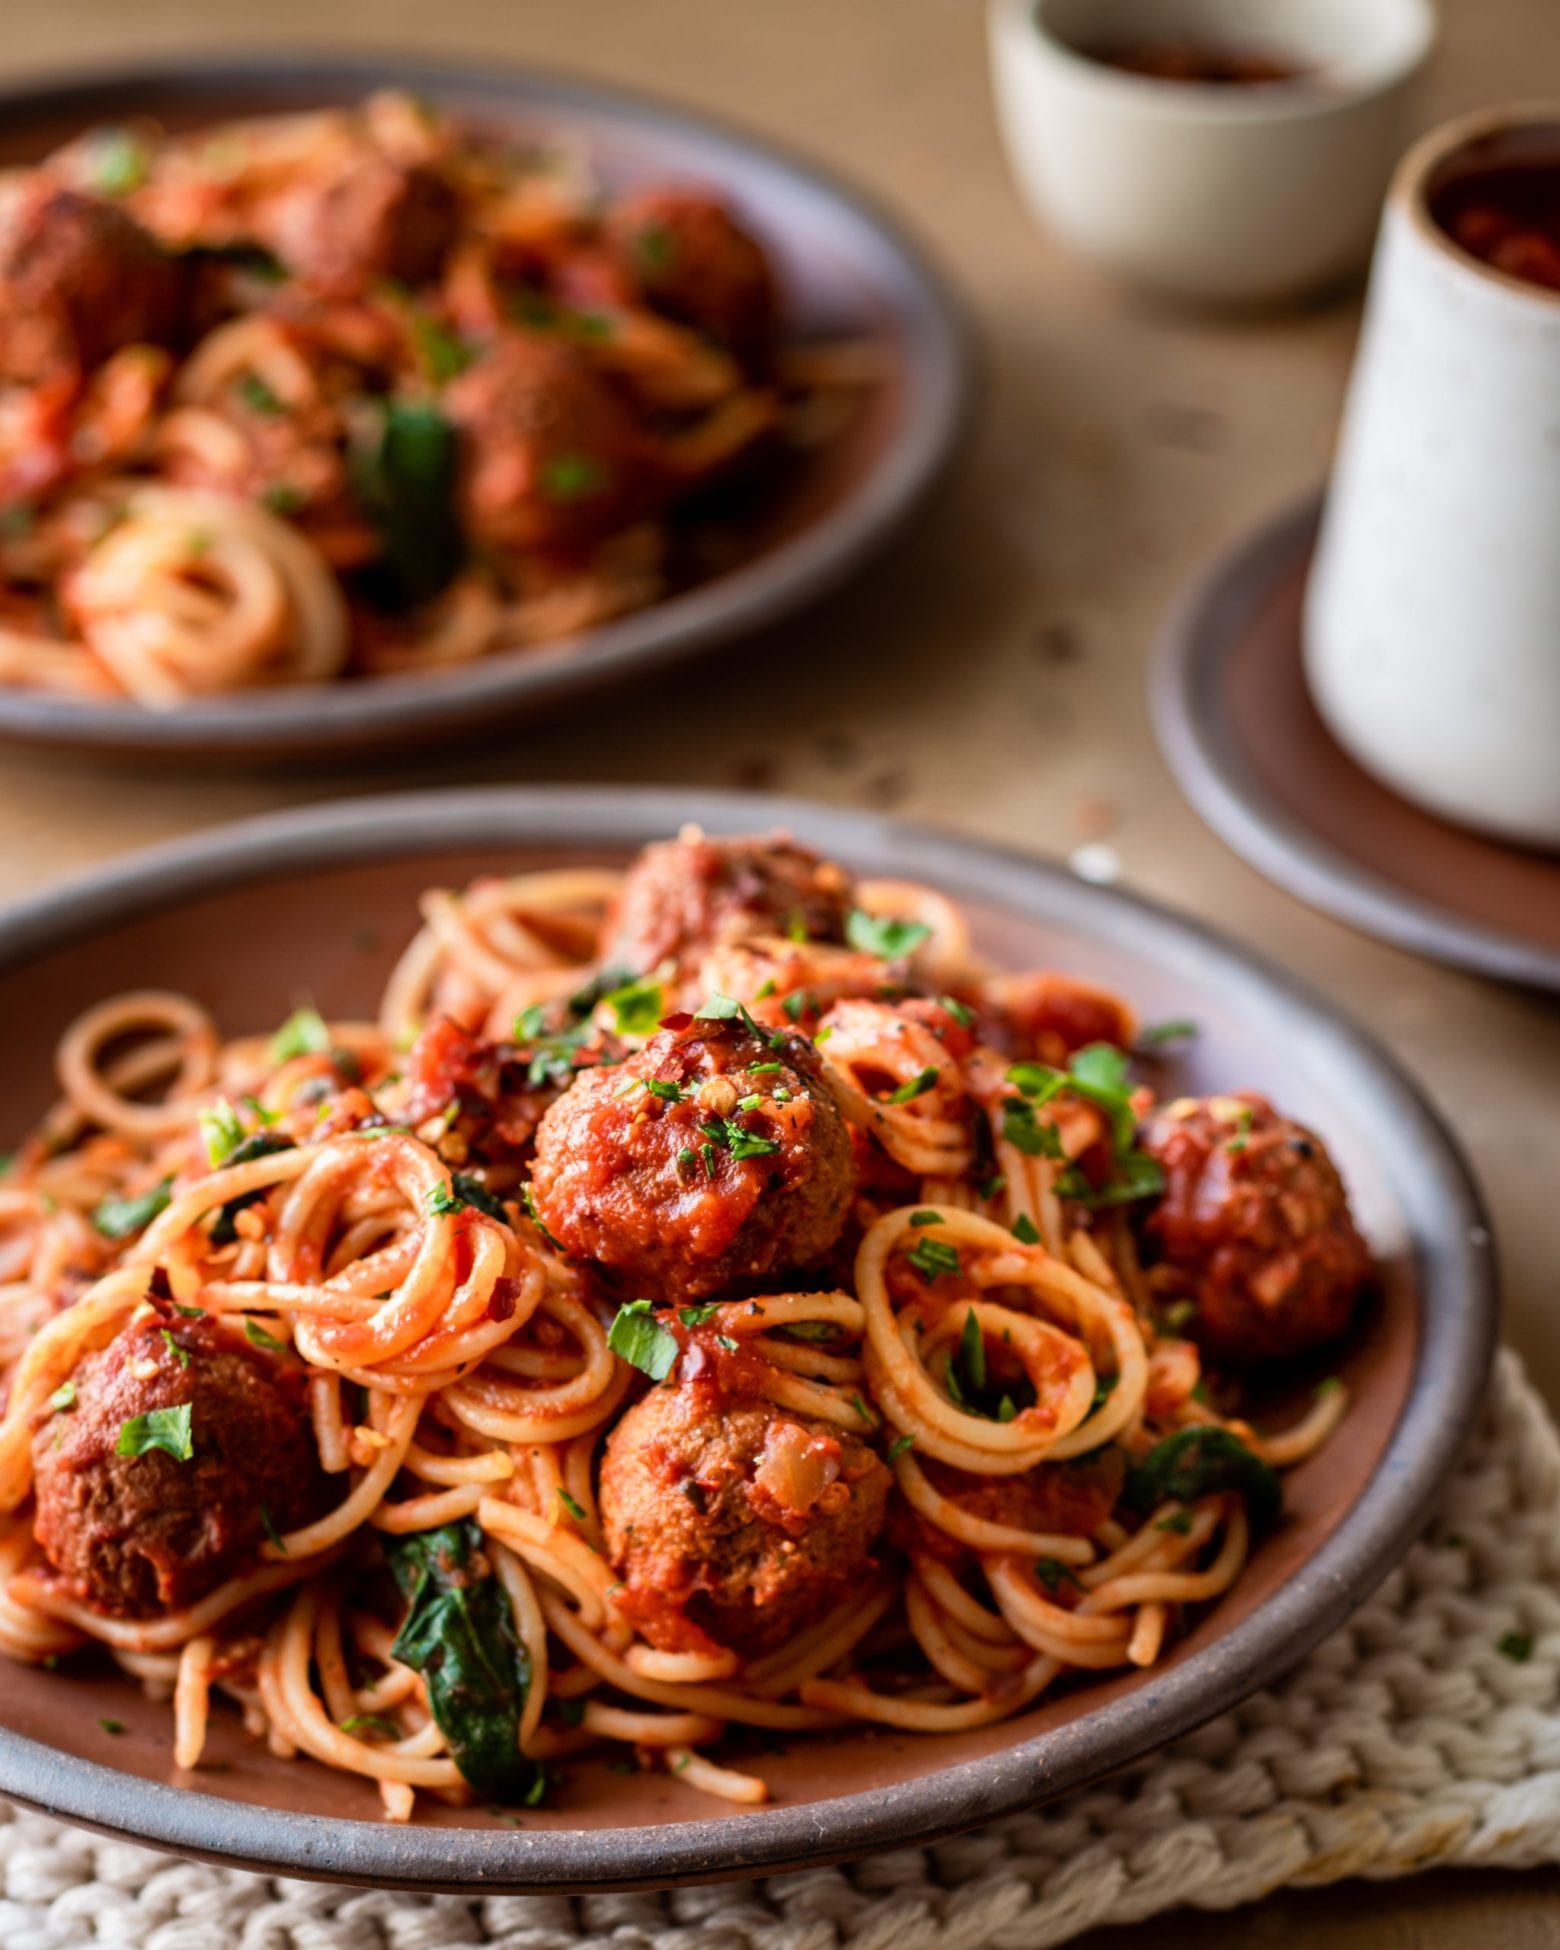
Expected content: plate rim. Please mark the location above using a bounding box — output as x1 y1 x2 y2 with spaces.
1150 493 1560 994
0 784 1498 1891
0 53 973 757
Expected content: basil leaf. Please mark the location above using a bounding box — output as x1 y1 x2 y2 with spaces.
269 1006 331 1063
1123 1426 1282 1533
386 1520 541 1802
209 1132 292 1244
602 974 664 1036
92 1178 172 1240
607 1299 679 1381
116 1404 194 1462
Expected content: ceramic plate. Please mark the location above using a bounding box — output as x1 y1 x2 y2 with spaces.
0 60 969 760
0 787 1495 1891
1152 495 1560 993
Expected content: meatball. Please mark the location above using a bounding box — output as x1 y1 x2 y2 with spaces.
0 182 183 383
606 830 853 983
443 331 646 554
601 1376 890 1656
1141 1093 1370 1366
255 154 458 298
530 1012 854 1301
606 188 778 371
32 1313 322 1618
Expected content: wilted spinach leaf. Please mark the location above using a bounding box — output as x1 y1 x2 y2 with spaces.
386 1520 541 1802
1124 1426 1282 1533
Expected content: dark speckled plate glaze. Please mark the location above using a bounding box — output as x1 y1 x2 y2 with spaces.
0 788 1495 1892
0 60 969 761
1152 495 1560 993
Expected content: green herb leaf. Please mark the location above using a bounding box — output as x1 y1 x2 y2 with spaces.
340 1713 400 1738
519 1183 566 1253
644 1077 683 1103
603 974 665 1036
199 1099 248 1167
208 1131 292 1243
1034 1557 1073 1595
259 1500 287 1552
958 1308 986 1393
236 370 284 415
411 314 476 385
428 1182 464 1217
607 1300 679 1381
243 1318 287 1353
887 1433 914 1463
678 1304 720 1328
540 452 610 503
1498 1630 1534 1664
92 1178 172 1240
1124 1426 1282 1533
116 1403 194 1463
885 1065 939 1105
939 995 976 1028
85 128 148 196
1138 1018 1198 1048
845 910 932 960
160 1328 191 1370
269 1005 331 1064
351 397 463 609
1012 1212 1041 1245
386 1520 542 1802
907 1236 960 1281
47 1381 76 1413
556 1487 587 1521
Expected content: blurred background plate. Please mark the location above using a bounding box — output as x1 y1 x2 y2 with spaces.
0 58 970 761
1151 496 1560 994
0 786 1494 1891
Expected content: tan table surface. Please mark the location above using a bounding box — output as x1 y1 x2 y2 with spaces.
2 0 1559 1939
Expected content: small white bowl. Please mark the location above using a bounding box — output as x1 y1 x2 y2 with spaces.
1305 106 1560 851
987 0 1436 305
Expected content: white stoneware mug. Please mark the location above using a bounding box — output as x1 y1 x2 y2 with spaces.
987 0 1435 305
1305 108 1560 851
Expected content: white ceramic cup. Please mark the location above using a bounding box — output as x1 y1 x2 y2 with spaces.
987 0 1435 305
1305 107 1560 851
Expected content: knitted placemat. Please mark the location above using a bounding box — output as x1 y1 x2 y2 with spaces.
3 1347 1557 1950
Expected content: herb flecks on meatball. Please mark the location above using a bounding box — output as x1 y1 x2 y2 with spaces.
600 1378 890 1657
605 830 853 985
31 1313 322 1618
1140 1092 1369 1366
529 1009 855 1302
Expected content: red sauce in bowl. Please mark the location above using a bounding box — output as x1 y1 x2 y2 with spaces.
1085 41 1311 87
1432 163 1560 294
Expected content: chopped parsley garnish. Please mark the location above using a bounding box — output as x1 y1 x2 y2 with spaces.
427 1183 464 1217
261 482 306 517
1138 1018 1198 1048
243 1318 288 1353
540 452 608 503
1012 1212 1042 1245
1224 1103 1257 1155
957 1308 986 1392
678 1304 720 1328
602 973 665 1036
885 1066 939 1105
556 1487 587 1522
781 991 813 1023
160 1328 191 1370
887 1433 915 1463
99 1718 126 1736
699 1116 780 1162
91 1178 172 1240
519 1183 566 1253
411 314 476 385
845 910 932 960
259 1501 287 1552
1156 1509 1195 1535
269 1005 332 1063
850 1391 876 1425
939 995 976 1028
776 1320 840 1343
1498 1630 1534 1664
1000 1095 1065 1159
607 1300 679 1381
906 1236 960 1280
236 371 284 416
676 1145 697 1173
643 1077 683 1103
1034 1558 1073 1595
116 1404 194 1463
199 1098 248 1167
908 1210 943 1227
86 128 148 196
340 1713 399 1739
1006 1044 1165 1207
47 1382 76 1413
631 221 676 272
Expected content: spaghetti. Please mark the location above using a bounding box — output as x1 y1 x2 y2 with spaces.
0 829 1367 1818
0 95 874 704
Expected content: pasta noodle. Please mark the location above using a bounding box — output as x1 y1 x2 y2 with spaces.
0 95 877 704
0 831 1361 1819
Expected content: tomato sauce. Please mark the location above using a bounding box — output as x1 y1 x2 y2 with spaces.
1084 41 1311 87
1432 162 1560 294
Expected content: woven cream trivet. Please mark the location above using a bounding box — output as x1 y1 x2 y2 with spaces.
3 1347 1558 1950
